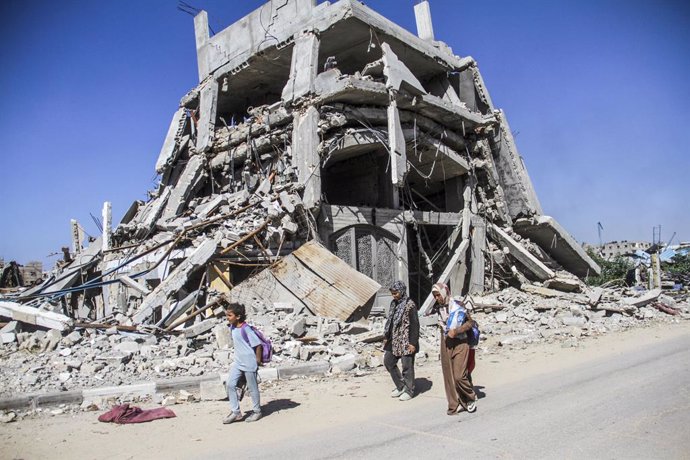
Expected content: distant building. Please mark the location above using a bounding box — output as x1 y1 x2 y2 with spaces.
600 240 652 260
20 261 44 286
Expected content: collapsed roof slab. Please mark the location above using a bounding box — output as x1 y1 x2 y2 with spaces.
513 216 601 278
489 224 555 281
490 110 543 219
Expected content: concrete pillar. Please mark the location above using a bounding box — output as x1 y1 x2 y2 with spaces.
292 106 321 210
387 98 407 192
102 202 112 252
194 11 210 80
414 1 435 41
70 219 82 255
469 216 486 295
651 253 661 289
196 80 218 153
282 31 320 102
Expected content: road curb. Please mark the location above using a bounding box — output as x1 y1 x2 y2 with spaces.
0 361 331 411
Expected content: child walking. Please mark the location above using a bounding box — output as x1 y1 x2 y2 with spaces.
224 302 263 424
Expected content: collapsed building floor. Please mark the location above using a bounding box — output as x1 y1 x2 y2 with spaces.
1 0 687 401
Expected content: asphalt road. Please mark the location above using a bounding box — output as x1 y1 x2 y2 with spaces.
220 333 690 460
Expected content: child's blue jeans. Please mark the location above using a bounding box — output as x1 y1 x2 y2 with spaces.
226 364 261 415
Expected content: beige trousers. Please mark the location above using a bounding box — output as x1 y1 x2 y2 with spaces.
440 332 476 412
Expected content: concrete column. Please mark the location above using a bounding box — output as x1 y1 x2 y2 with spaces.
70 219 82 255
469 216 486 294
651 253 661 289
196 80 218 153
194 11 210 80
292 106 321 210
387 98 407 191
282 31 320 102
414 1 435 41
102 202 112 252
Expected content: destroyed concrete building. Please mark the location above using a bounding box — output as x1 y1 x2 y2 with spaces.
3 0 601 327
1 1 689 406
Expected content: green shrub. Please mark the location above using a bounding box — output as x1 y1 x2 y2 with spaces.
585 249 633 286
662 253 690 280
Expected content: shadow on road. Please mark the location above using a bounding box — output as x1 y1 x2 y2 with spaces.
415 378 433 395
474 385 486 399
263 398 300 416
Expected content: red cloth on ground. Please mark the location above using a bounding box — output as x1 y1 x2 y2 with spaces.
98 404 176 424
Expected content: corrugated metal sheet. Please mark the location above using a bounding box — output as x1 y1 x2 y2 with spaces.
271 241 381 321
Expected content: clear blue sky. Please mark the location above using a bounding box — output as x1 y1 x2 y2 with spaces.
1 0 688 268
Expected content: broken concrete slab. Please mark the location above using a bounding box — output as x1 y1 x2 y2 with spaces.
513 216 601 278
489 224 555 281
132 239 217 323
0 301 73 331
623 289 662 308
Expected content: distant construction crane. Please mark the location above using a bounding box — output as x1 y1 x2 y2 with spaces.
665 231 677 249
597 222 604 247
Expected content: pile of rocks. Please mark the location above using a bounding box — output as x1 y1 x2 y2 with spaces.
1 283 687 400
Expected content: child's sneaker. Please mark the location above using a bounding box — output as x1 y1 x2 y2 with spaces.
223 412 242 424
245 411 262 423
390 388 403 398
398 392 413 401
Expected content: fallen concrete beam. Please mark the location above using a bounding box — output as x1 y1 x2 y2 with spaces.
543 276 582 293
489 224 555 281
161 154 207 221
156 108 187 174
420 238 470 316
623 288 662 308
513 215 601 278
0 301 73 331
119 275 150 296
135 188 171 239
182 318 217 338
132 239 217 323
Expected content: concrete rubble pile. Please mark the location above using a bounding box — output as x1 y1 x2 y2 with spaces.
1 0 688 405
